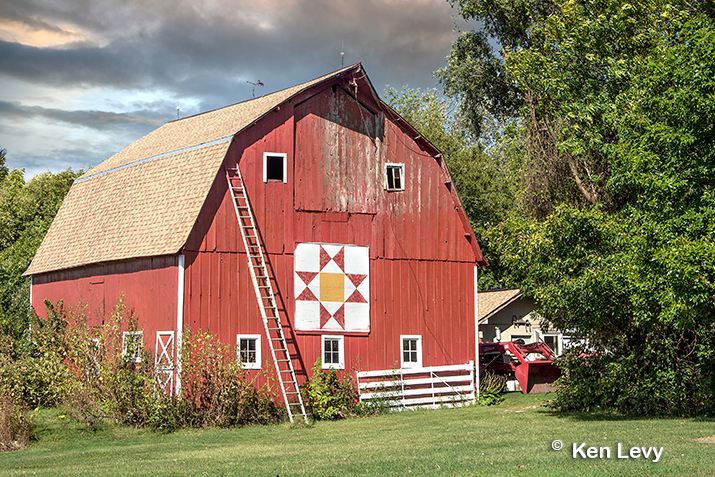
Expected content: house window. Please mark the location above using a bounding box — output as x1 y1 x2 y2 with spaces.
122 331 143 363
237 334 262 370
543 335 561 355
385 163 405 191
511 334 531 344
401 335 422 368
263 152 287 183
322 335 344 370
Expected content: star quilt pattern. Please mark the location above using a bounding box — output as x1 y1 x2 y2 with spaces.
294 243 370 332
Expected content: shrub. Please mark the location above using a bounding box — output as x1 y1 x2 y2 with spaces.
548 343 714 417
0 389 31 452
176 329 282 428
302 359 358 420
0 301 74 409
477 370 506 406
2 298 284 431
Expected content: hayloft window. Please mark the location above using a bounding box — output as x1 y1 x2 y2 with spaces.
322 335 344 370
122 331 143 363
237 334 261 370
263 152 287 183
385 163 405 191
401 335 422 368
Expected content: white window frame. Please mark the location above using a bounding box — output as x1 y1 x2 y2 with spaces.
237 334 262 370
321 335 345 370
122 331 143 363
88 338 100 375
400 335 422 368
543 334 562 355
385 163 405 191
263 152 288 183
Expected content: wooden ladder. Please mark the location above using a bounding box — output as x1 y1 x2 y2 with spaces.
225 166 308 424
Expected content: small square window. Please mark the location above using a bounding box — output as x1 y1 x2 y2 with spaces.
401 335 422 368
263 152 287 183
385 163 405 191
322 335 345 370
122 331 143 363
237 334 262 370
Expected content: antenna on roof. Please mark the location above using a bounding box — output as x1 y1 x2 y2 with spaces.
176 106 180 120
247 80 264 98
341 40 345 67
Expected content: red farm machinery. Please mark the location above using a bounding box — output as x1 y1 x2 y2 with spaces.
479 340 561 393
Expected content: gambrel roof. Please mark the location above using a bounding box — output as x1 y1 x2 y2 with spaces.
25 65 361 276
26 63 486 277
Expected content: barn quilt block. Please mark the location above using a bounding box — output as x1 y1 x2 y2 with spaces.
294 243 370 332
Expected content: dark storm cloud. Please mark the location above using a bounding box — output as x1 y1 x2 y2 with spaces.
1 0 471 175
1 0 465 99
0 100 168 130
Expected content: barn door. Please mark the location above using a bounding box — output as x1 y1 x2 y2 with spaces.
155 331 175 394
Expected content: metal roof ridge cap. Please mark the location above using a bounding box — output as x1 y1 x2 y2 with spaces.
76 135 234 183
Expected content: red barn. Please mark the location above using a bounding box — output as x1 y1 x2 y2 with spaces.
24 64 487 420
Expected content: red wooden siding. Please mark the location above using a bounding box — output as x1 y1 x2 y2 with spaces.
31 256 179 352
30 75 480 386
181 80 478 382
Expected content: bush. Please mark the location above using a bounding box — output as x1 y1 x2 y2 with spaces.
548 343 714 417
477 371 506 406
0 389 31 452
302 359 358 420
1 298 284 432
175 330 282 429
0 301 74 409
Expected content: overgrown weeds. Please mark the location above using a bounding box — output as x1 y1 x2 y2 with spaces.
0 389 31 452
477 370 506 406
0 298 283 438
302 359 359 420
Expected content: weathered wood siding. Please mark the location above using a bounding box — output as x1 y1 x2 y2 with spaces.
182 80 477 381
31 256 179 348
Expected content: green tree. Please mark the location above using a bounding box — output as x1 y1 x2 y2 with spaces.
0 151 79 339
441 1 715 414
384 87 518 289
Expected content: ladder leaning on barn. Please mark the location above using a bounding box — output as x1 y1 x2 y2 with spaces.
225 166 309 424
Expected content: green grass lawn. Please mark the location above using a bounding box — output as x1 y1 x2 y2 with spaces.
2 393 714 476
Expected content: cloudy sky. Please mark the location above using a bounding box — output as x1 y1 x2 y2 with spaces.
0 0 475 177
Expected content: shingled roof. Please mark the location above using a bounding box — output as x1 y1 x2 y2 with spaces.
25 64 362 276
478 289 523 323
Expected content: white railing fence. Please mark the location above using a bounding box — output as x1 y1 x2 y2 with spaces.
357 361 475 410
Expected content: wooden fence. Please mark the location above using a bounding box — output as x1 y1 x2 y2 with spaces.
356 361 475 409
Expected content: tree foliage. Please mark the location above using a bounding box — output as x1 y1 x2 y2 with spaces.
441 1 715 414
0 151 79 339
384 87 518 289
